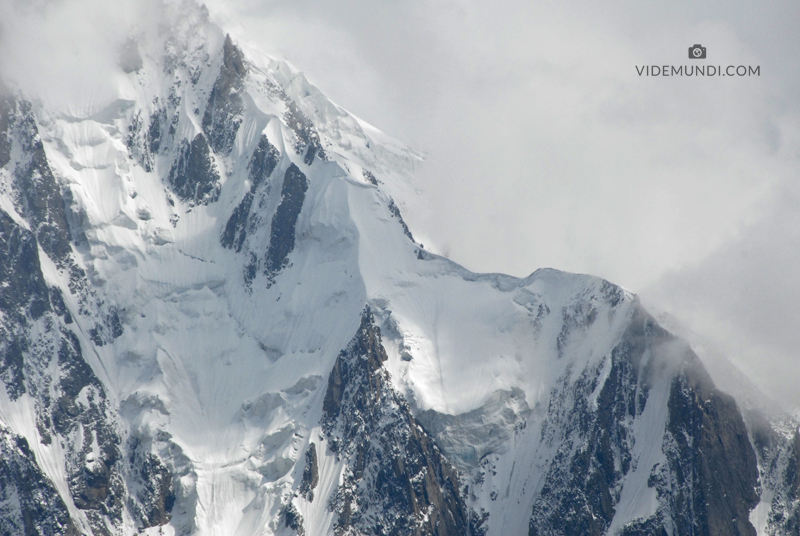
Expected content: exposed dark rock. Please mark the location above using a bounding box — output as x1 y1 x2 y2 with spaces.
388 198 414 241
221 192 253 253
304 145 316 165
168 134 221 205
362 169 378 186
88 308 124 347
600 279 625 308
127 436 175 528
0 210 50 322
528 298 649 536
57 329 100 401
283 501 306 536
0 209 52 400
264 163 308 286
0 89 11 169
260 69 326 161
619 517 669 536
529 357 635 536
49 286 73 324
0 205 124 533
202 35 246 155
299 443 319 502
126 111 153 172
782 428 800 532
51 328 125 529
0 197 127 534
221 135 281 253
658 356 759 536
3 95 72 263
248 134 281 191
322 307 482 536
67 424 125 531
148 107 167 155
2 27 788 536
555 299 600 358
0 334 27 401
791 429 800 498
529 301 760 536
0 429 80 536
284 99 326 161
244 251 258 292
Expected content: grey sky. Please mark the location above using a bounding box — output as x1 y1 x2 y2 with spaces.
2 0 799 407
207 0 800 407
207 0 798 283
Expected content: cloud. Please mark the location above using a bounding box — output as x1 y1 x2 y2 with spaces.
644 179 800 408
205 0 799 281
205 0 800 406
0 0 165 113
2 0 798 406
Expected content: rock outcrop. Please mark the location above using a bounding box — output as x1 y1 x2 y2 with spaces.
321 308 484 536
0 428 79 536
264 163 308 286
168 133 221 205
202 34 247 156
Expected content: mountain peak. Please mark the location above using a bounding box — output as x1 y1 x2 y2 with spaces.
0 5 797 535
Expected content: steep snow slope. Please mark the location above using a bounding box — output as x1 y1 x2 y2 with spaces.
0 1 798 535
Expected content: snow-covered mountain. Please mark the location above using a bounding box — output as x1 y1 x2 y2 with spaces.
0 2 798 534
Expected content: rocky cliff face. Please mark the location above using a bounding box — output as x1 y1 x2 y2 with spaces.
0 3 797 535
0 427 79 536
168 133 221 206
748 411 800 535
0 90 176 535
202 34 247 156
319 308 482 536
658 357 759 536
465 292 762 536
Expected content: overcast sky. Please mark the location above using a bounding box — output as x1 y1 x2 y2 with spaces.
206 0 800 408
2 0 799 408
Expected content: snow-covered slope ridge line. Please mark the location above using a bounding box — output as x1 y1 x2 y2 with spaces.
0 1 798 534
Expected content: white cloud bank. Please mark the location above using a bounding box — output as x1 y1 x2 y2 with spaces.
2 0 799 407
205 0 800 407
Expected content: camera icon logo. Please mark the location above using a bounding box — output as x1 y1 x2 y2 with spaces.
688 44 706 59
